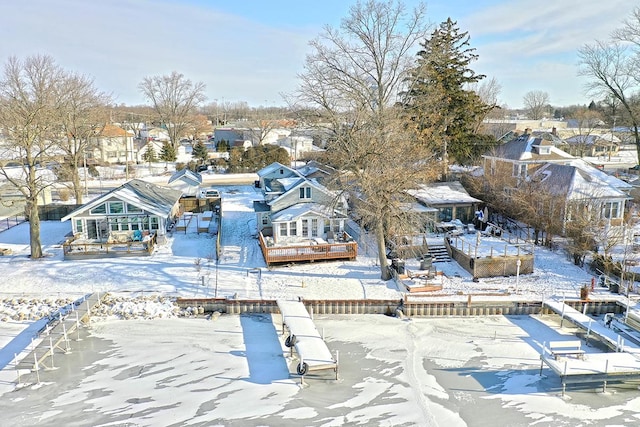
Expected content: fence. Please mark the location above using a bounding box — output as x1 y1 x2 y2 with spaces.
0 215 26 232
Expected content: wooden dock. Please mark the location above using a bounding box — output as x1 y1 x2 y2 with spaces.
277 299 338 379
541 298 640 395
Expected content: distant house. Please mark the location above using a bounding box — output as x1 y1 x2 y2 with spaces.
564 134 620 157
87 124 135 165
482 132 632 228
483 132 576 186
61 179 182 245
296 161 336 185
167 169 203 197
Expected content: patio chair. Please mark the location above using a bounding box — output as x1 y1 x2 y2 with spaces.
132 230 143 241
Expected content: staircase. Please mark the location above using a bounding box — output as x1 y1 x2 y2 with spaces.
426 242 451 263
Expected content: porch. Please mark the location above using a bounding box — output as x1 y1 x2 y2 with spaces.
258 232 357 265
62 231 157 259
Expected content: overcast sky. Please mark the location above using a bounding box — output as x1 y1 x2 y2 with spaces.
0 0 633 109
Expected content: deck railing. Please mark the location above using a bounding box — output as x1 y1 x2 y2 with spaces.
258 232 357 265
62 234 157 259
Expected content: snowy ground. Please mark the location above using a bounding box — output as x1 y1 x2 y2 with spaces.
1 183 640 425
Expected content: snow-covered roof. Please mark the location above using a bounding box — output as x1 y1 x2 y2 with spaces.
534 163 629 200
167 168 202 186
267 178 336 207
408 182 481 206
565 158 633 191
270 202 343 222
487 135 575 162
61 179 183 221
257 162 299 178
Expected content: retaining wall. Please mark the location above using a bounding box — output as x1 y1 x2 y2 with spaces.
175 298 623 317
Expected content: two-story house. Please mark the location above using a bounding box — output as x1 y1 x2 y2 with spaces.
483 132 632 227
254 162 348 245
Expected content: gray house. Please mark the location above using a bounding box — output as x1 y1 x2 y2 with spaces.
61 179 182 244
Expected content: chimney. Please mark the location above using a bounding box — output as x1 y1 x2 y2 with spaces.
524 128 531 135
551 127 557 136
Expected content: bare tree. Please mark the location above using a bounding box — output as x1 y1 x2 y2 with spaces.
522 90 550 120
291 0 434 280
564 107 604 157
578 40 640 164
57 73 111 204
138 71 206 150
0 55 65 259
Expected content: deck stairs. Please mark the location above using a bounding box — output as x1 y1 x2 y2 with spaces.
426 242 450 263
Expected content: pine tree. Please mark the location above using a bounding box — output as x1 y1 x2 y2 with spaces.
159 141 177 168
142 143 157 168
192 140 209 164
403 18 492 169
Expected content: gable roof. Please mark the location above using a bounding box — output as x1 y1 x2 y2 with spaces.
532 163 629 200
267 178 336 208
168 168 202 186
565 158 633 192
257 162 299 178
61 179 183 221
408 181 481 206
486 135 575 162
270 202 345 222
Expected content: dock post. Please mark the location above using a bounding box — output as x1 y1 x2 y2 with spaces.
335 350 339 380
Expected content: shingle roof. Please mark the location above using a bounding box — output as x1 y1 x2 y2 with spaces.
61 179 183 221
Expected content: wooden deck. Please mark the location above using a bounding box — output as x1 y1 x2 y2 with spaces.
259 232 357 265
62 234 157 259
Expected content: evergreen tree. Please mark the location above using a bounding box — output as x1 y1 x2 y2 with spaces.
192 140 209 164
217 139 229 152
159 141 177 168
141 143 157 167
403 18 491 169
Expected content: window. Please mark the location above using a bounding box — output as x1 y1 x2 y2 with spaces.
279 223 288 237
512 163 527 178
302 219 309 236
289 221 297 236
262 214 268 225
299 187 311 199
108 202 124 214
110 218 119 231
150 217 159 230
75 219 83 233
90 204 107 214
127 203 143 213
603 202 620 219
311 219 318 237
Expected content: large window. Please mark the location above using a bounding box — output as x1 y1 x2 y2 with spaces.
302 219 309 236
75 219 83 233
90 204 107 214
289 221 297 236
279 223 288 237
127 203 143 213
311 219 318 237
108 202 124 214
